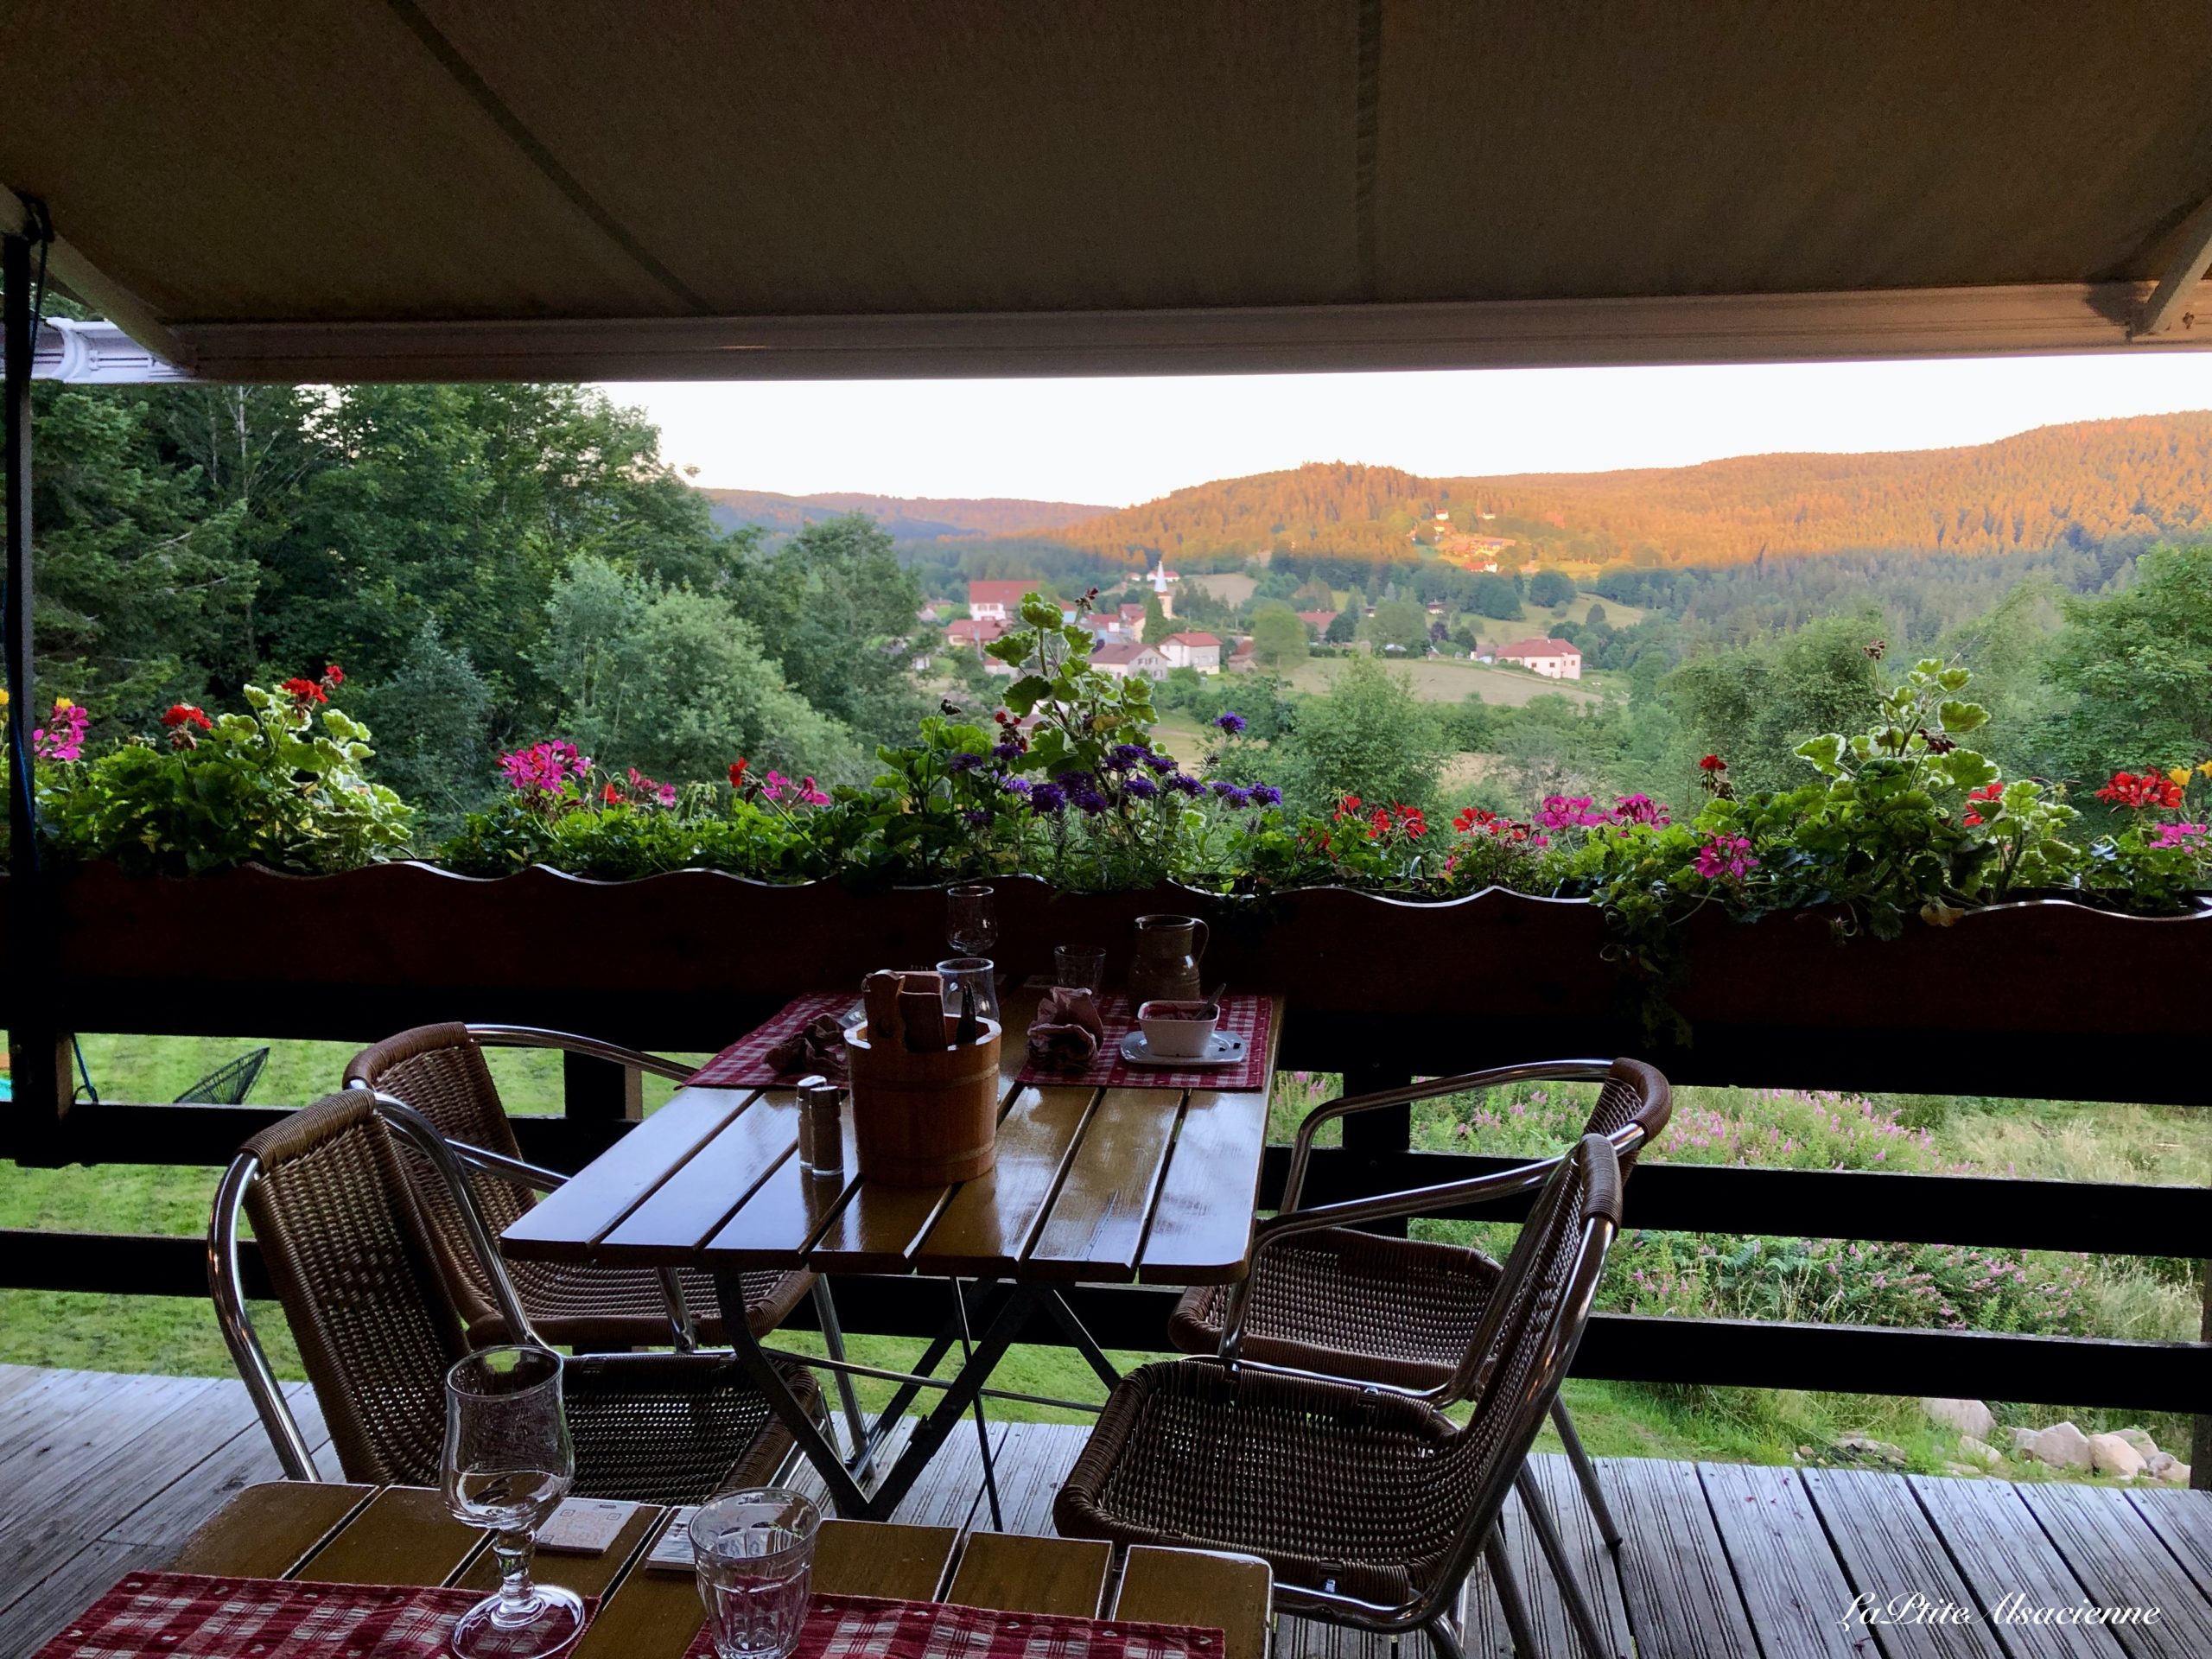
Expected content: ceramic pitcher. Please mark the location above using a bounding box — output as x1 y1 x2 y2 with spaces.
1128 913 1209 1004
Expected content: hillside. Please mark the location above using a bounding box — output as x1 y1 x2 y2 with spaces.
702 487 1110 542
1023 415 2212 569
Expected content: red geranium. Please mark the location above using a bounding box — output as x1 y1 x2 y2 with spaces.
1961 782 2005 828
161 703 212 730
280 677 327 706
1699 753 1726 772
323 664 344 687
728 758 749 789
2095 769 2184 810
1397 805 1427 839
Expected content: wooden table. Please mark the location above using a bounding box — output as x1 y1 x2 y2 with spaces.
152 1481 1274 1659
501 989 1282 1520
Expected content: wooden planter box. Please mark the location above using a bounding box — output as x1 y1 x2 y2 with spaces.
8 862 2207 1102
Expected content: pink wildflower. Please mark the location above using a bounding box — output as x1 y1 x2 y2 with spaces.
1694 832 1758 882
32 700 88 763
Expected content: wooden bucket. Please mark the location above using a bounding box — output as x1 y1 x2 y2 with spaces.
844 1017 1001 1185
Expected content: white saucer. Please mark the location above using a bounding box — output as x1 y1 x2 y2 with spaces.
1119 1030 1248 1068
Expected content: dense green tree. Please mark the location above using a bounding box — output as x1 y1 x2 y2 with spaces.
1364 598 1431 654
540 557 856 783
1469 574 1525 620
355 618 497 835
1249 603 1308 668
1274 654 1446 814
1141 590 1172 645
1665 612 1885 794
1526 569 1577 607
2042 543 2212 786
1324 609 1358 645
724 513 923 746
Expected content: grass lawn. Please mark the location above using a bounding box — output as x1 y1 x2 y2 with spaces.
2 1039 2201 1477
1281 652 1611 706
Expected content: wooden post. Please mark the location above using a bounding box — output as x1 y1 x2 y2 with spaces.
1340 1063 1412 1238
3 220 69 1166
561 1051 641 1122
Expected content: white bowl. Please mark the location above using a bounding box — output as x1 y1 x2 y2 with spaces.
1136 999 1219 1059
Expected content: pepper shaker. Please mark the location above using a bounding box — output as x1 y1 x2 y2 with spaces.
796 1074 844 1175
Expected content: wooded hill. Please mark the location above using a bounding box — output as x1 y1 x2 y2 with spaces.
1021 415 2212 569
703 487 1109 542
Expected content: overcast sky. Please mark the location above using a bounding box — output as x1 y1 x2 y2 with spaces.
621 352 2212 510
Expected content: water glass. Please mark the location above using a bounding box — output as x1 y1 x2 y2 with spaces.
1053 944 1108 991
692 1488 821 1659
442 1345 584 1658
937 957 1001 1026
945 882 998 957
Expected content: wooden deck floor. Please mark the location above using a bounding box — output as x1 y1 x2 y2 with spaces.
7 1362 2212 1658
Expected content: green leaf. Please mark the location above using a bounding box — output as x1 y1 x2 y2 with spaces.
1794 734 1847 776
1936 700 1988 734
1001 675 1052 715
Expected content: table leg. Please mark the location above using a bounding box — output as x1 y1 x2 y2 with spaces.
951 1278 1005 1532
812 1277 874 1481
714 1270 1041 1522
1044 1290 1122 1389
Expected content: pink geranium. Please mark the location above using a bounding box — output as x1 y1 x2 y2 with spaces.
1695 833 1758 881
498 740 588 795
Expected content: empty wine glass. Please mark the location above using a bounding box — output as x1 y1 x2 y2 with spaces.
692 1487 820 1659
945 882 997 957
442 1345 584 1658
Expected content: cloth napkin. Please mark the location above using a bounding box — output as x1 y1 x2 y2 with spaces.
687 992 858 1088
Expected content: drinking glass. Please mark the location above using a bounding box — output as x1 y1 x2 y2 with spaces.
936 957 1001 1025
1053 944 1108 992
692 1488 820 1659
442 1345 584 1658
945 882 998 957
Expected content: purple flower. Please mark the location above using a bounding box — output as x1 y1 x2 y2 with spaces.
1054 769 1098 792
1217 785 1253 809
1106 743 1151 772
1001 775 1032 795
963 809 992 828
1210 780 1237 798
1144 752 1178 774
991 741 1023 763
948 751 986 773
1212 711 1248 735
1028 782 1066 816
1122 773 1160 799
1249 784 1282 808
1168 773 1205 797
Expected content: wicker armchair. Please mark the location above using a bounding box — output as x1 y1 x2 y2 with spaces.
209 1090 816 1504
1059 1134 1625 1659
344 1023 810 1351
1166 1057 1668 1548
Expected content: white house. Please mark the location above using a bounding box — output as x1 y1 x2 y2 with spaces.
1494 635 1584 680
1090 640 1171 680
964 580 1035 623
1158 630 1223 673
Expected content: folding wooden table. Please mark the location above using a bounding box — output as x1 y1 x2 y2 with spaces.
501 990 1283 1522
147 1481 1274 1659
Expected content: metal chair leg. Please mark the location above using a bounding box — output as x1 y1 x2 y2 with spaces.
950 1277 1005 1531
812 1277 874 1481
1552 1399 1622 1549
1483 1530 1539 1656
1421 1613 1467 1659
1517 1465 1620 1659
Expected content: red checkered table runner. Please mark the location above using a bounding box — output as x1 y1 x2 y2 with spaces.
1014 992 1272 1091
685 1592 1224 1659
686 992 858 1088
36 1571 594 1657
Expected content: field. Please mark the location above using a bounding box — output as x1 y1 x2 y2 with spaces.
1280 652 1611 705
0 1033 2201 1476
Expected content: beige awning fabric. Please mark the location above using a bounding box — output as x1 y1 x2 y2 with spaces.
6 2 2212 380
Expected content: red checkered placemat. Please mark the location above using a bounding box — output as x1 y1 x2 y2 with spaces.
683 1592 1225 1659
36 1571 597 1657
687 992 857 1088
1015 993 1272 1091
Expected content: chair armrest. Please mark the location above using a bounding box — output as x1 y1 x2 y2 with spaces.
445 1137 570 1193
463 1024 697 1084
1280 1059 1614 1210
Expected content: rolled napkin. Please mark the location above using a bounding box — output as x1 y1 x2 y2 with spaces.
766 1014 849 1079
1027 986 1107 1070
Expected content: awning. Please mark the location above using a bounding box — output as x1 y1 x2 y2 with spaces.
6 3 2212 381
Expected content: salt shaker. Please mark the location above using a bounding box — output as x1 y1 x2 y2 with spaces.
796 1074 844 1175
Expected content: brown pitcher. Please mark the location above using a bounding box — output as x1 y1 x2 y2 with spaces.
1128 913 1209 1005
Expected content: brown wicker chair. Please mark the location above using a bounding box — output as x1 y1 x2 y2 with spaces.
344 1023 811 1351
210 1090 817 1504
1166 1057 1669 1548
1058 1134 1625 1659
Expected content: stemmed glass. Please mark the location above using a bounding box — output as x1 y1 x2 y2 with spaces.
945 883 997 957
442 1344 585 1657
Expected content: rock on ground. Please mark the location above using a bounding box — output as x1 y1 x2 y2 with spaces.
2027 1421 2094 1471
1923 1398 1997 1441
2088 1433 2146 1479
1957 1435 2002 1467
2118 1427 2160 1459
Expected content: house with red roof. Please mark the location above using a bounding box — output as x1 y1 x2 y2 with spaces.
1090 640 1171 680
1494 636 1583 680
1295 609 1338 636
1159 630 1222 673
964 580 1037 623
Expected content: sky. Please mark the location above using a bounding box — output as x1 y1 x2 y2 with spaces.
621 352 2212 511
